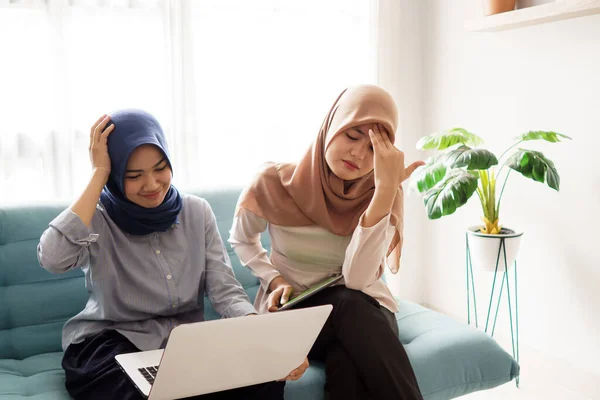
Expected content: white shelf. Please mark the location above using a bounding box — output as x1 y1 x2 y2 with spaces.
467 0 600 32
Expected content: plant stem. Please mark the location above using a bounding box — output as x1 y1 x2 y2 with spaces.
497 140 523 163
476 186 486 217
478 170 494 222
496 169 512 214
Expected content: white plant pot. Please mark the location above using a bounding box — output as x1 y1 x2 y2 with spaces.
466 226 523 272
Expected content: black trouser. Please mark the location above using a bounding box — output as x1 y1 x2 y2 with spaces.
299 285 423 400
62 329 285 400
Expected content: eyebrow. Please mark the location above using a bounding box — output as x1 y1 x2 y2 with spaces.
126 158 167 173
354 127 367 136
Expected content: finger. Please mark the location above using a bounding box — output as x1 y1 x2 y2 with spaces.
91 114 106 139
281 286 293 304
404 161 426 179
294 359 308 374
285 371 302 381
379 123 390 138
369 129 382 151
378 123 390 136
268 289 283 310
380 132 393 150
375 125 391 149
287 368 306 381
99 123 115 143
94 116 111 143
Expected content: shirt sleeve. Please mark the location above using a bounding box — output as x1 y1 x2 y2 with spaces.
202 200 257 318
228 208 281 293
342 212 396 291
37 208 100 274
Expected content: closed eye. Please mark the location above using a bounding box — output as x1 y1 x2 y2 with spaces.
346 133 359 141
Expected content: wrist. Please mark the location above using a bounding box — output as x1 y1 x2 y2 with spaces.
91 168 110 185
373 185 397 204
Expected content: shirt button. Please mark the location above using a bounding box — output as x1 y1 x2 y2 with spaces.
155 249 161 255
166 274 172 280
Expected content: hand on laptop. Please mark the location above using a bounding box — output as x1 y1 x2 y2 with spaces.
267 276 294 312
278 357 310 382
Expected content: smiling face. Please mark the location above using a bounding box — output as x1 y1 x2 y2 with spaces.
324 123 378 180
123 144 172 208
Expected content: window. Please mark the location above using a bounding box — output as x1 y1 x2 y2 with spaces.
0 0 376 204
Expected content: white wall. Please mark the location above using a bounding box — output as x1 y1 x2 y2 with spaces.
377 0 429 305
414 0 600 377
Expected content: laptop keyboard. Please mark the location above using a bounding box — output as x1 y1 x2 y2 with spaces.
138 365 159 385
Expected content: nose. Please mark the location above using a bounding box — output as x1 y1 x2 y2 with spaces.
351 143 369 161
142 173 160 192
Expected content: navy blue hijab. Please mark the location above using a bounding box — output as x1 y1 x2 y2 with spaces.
100 109 183 235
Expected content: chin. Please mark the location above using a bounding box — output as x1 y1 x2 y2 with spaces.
330 168 352 181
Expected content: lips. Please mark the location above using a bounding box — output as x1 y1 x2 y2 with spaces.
342 160 359 171
141 191 161 199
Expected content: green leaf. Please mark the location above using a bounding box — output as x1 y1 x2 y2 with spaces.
517 131 572 143
411 154 447 193
506 149 561 190
417 128 483 150
423 169 479 219
444 145 498 170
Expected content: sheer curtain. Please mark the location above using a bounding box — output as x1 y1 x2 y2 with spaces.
0 0 376 204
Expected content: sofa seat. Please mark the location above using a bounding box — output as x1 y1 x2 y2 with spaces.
0 300 518 400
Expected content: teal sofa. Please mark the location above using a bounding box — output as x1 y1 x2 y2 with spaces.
0 189 519 399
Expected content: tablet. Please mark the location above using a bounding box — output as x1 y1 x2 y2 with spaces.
277 275 343 311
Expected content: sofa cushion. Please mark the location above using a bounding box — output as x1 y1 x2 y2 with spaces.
0 206 89 360
0 352 69 399
396 300 519 399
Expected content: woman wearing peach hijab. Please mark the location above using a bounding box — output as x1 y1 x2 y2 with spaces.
229 85 424 399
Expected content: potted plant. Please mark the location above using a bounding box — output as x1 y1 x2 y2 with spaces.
411 128 570 271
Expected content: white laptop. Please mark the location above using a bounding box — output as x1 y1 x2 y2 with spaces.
115 305 332 400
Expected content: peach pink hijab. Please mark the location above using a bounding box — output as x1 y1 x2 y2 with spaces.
236 84 404 273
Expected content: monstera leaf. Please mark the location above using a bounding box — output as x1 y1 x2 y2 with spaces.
412 154 447 193
517 131 571 143
444 145 498 170
506 149 560 190
423 169 479 219
417 128 483 150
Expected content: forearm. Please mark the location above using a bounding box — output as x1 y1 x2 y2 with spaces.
362 185 397 228
37 209 96 273
229 211 282 292
71 169 109 227
342 213 393 290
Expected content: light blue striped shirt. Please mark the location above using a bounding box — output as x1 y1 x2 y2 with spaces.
38 194 256 351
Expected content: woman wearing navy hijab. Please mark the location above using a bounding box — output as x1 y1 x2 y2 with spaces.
37 110 307 399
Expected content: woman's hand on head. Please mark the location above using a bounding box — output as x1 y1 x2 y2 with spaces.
369 124 425 191
267 276 294 312
89 114 115 182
